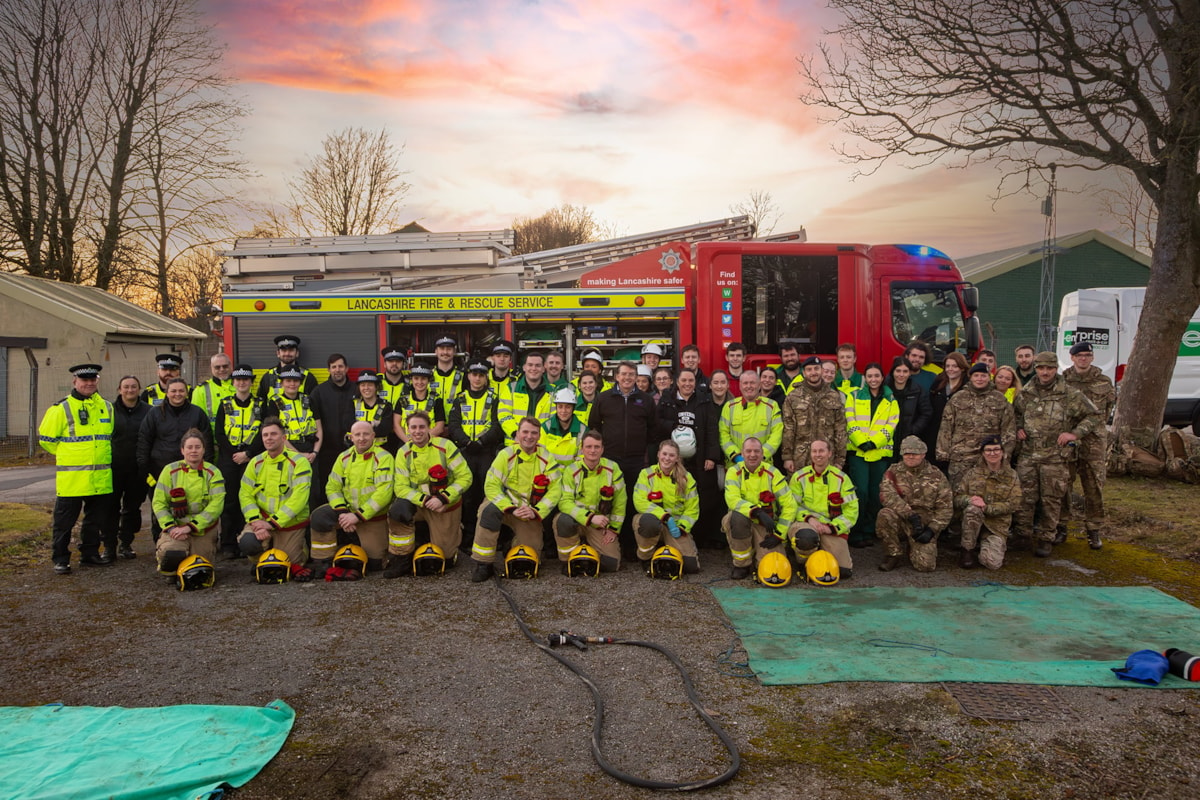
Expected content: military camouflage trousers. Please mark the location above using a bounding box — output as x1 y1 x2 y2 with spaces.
1061 438 1106 531
961 505 1007 570
877 508 938 572
1015 459 1070 542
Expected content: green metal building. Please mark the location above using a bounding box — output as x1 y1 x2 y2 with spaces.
956 230 1150 364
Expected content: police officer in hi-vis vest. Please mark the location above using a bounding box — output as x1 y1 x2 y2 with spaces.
447 360 504 553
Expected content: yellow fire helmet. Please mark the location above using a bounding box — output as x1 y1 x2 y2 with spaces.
256 548 291 585
413 543 447 576
504 545 540 579
566 543 601 577
804 550 840 587
177 554 215 591
333 543 367 573
649 545 684 580
756 552 792 588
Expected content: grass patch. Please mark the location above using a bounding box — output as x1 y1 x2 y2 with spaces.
0 502 52 571
1102 475 1200 560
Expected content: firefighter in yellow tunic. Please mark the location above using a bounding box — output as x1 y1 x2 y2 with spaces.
386 411 473 577
541 388 585 468
238 418 313 577
498 351 554 440
310 421 395 577
719 370 783 466
789 437 860 579
153 428 225 575
39 363 115 574
633 439 701 574
723 437 796 580
470 417 561 582
554 430 626 573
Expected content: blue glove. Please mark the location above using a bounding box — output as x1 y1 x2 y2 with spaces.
666 517 681 538
733 455 744 464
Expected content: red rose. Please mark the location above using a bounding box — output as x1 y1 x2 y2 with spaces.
530 473 551 506
759 490 776 505
647 491 663 502
533 474 551 488
169 487 188 519
600 485 615 499
598 485 615 516
828 492 843 506
428 465 448 481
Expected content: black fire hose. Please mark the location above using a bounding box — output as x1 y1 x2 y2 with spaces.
492 575 741 791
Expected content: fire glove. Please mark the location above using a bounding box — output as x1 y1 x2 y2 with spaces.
914 525 936 545
754 509 776 532
666 517 681 538
290 563 313 583
760 532 783 549
909 513 923 541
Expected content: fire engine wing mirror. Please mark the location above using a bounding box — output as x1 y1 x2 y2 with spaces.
964 316 983 352
961 285 979 312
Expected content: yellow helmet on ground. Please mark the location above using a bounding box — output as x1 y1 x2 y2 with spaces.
413 543 447 576
804 550 840 586
649 545 684 580
177 554 215 591
756 552 792 588
504 545 540 579
566 543 601 577
333 544 367 573
256 548 291 585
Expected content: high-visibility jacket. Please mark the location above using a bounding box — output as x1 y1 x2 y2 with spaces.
572 375 613 396
152 459 225 533
788 464 859 537
719 396 782 464
327 444 394 520
395 389 445 432
573 397 595 428
378 377 407 408
448 387 502 448
218 394 263 450
267 390 317 443
142 381 190 408
432 366 463 413
557 457 627 532
38 391 114 496
845 386 899 461
191 378 234 423
484 444 561 518
353 398 394 448
256 365 317 399
541 415 584 466
723 462 795 533
832 371 864 400
498 376 554 439
240 449 312 530
489 369 517 392
633 466 699 532
394 437 471 508
776 367 804 397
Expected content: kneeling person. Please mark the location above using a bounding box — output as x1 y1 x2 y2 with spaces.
554 430 625 573
722 437 795 580
238 418 313 577
633 440 701 574
310 421 395 577
877 436 952 573
471 417 561 582
153 428 225 575
387 412 472 577
789 437 859 579
955 435 1022 570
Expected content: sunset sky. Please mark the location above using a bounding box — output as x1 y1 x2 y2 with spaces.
202 0 1127 259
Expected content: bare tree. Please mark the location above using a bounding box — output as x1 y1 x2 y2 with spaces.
165 246 222 325
731 190 782 236
285 127 410 237
1098 172 1157 256
802 0 1200 448
512 203 600 255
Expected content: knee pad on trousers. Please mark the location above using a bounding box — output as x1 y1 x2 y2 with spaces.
793 527 819 553
555 513 582 537
238 530 264 556
638 513 661 536
310 504 337 532
683 556 700 574
599 555 620 573
389 498 416 525
729 512 752 539
159 549 187 573
480 503 503 532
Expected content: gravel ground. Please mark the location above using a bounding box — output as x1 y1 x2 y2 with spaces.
3 524 1199 799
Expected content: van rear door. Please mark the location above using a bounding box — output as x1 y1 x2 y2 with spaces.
1058 289 1120 379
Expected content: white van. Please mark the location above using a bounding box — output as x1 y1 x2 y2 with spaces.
1058 287 1200 433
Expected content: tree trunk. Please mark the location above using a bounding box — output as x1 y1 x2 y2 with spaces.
1111 157 1200 450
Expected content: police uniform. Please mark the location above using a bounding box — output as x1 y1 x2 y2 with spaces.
554 457 626 572
141 353 186 407
352 372 397 452
447 362 504 551
256 335 318 399
377 347 408 409
152 457 225 571
394 364 447 434
264 366 318 453
214 365 264 554
431 336 464 416
39 364 114 572
311 442 395 571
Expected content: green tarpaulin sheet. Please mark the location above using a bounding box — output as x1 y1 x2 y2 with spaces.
0 699 294 800
711 585 1200 687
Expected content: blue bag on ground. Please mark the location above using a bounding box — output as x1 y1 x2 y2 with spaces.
1112 649 1170 685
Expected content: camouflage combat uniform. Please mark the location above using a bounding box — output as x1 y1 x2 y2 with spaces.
935 383 1016 489
781 379 849 471
1013 376 1101 544
954 456 1022 570
878 458 952 572
1060 365 1115 535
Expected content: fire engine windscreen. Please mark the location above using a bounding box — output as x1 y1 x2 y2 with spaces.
890 284 968 361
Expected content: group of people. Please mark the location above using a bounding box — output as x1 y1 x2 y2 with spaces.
37 332 1113 587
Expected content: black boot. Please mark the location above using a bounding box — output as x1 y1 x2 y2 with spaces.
470 561 494 583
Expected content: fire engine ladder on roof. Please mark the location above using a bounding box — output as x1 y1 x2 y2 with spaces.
219 229 516 291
